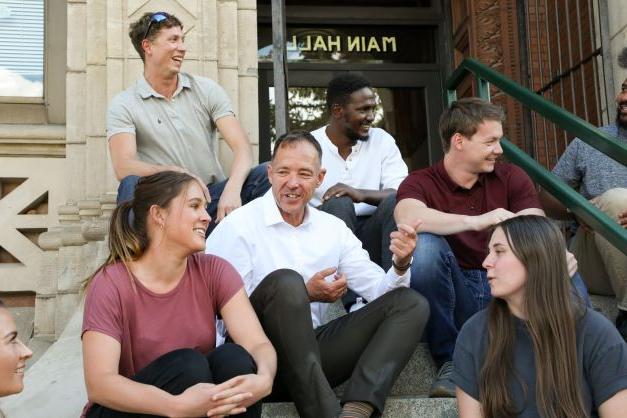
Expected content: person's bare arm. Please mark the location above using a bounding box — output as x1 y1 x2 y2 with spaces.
215 116 254 221
83 331 238 417
456 387 483 418
394 198 517 235
322 184 395 206
599 389 627 418
109 133 185 180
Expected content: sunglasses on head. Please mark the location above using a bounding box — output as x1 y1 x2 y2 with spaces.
143 12 169 40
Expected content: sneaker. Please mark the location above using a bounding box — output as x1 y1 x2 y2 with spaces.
429 361 456 398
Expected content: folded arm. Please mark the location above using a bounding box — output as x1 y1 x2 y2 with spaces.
395 198 544 235
109 133 186 180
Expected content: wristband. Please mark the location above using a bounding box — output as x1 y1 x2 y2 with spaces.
392 257 413 271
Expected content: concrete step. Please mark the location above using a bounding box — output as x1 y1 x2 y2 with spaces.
590 294 618 321
262 396 458 418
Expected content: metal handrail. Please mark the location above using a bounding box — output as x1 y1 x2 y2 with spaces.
446 58 627 255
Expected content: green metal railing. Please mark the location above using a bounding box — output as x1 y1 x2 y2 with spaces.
446 58 627 255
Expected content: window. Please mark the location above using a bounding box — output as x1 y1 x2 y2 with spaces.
0 0 44 97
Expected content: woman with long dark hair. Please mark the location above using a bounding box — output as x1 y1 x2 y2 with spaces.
453 215 627 418
81 171 276 418
0 299 33 418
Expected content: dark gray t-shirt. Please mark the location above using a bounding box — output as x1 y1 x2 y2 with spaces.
552 123 627 199
453 307 627 417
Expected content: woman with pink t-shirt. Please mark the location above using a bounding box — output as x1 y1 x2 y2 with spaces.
82 171 276 418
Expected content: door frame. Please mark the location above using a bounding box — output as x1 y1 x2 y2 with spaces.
258 66 444 165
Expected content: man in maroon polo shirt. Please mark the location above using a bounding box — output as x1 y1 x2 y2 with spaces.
394 97 589 397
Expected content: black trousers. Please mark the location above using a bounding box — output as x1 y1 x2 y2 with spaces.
87 344 261 418
249 269 429 418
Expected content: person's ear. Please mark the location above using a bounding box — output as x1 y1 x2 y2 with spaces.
451 132 465 151
330 103 344 120
317 167 326 186
267 162 273 185
148 204 167 230
142 38 152 57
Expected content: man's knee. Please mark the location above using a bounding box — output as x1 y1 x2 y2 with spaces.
116 175 140 204
377 193 396 216
412 233 450 270
256 269 309 304
320 196 355 216
249 162 270 182
388 287 430 319
596 188 627 217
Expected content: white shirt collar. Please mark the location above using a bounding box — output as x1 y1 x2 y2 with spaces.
261 190 313 228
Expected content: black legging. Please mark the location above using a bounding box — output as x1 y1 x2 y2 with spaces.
87 343 261 418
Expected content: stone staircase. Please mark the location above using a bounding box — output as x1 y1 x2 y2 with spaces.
1 295 618 417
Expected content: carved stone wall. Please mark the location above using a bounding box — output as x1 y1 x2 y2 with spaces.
452 0 524 150
0 0 260 340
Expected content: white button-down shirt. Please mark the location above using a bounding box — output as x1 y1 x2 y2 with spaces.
205 191 410 328
310 126 408 216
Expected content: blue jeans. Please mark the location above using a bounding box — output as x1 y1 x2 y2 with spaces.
116 163 271 235
410 233 590 367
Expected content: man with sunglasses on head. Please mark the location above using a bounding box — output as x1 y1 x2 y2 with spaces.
108 12 269 233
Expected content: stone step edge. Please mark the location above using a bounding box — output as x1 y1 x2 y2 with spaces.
261 396 458 418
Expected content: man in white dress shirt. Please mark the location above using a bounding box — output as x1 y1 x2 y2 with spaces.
206 131 429 418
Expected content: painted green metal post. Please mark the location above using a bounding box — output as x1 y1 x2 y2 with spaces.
476 76 490 101
446 89 457 106
444 58 627 255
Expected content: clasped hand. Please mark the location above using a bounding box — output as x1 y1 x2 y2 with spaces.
174 373 271 417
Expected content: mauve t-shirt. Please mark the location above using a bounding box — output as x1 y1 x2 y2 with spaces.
81 253 243 413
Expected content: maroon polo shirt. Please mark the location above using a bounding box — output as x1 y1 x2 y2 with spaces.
397 160 541 269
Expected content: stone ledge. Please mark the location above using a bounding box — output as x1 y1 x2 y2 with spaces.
0 124 66 157
0 124 65 140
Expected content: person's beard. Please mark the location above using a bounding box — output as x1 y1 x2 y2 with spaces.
345 126 370 143
616 102 627 129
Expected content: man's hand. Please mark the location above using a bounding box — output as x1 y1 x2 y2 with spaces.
470 208 517 231
207 374 272 417
305 267 348 302
565 250 578 277
390 223 419 269
216 184 242 223
322 183 365 203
